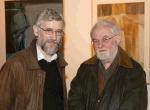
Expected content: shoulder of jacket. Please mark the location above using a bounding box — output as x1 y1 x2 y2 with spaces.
82 56 97 65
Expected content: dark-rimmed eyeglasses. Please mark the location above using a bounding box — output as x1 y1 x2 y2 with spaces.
37 25 64 36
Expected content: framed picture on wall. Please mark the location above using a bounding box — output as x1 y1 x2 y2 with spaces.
92 0 150 83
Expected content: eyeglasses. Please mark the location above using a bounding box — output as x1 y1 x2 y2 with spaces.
37 25 64 36
92 35 117 45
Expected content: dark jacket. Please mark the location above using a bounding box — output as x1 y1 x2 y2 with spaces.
0 39 68 110
68 47 147 110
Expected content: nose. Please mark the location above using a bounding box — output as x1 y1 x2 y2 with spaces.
97 41 104 49
49 32 57 41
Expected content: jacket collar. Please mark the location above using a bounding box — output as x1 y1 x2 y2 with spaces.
27 39 68 70
118 47 133 68
84 46 133 68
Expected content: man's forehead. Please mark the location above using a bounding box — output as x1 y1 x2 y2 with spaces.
93 26 113 35
41 20 63 28
41 20 62 24
96 25 112 31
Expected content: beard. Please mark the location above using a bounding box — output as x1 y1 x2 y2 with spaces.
96 44 118 63
38 40 60 56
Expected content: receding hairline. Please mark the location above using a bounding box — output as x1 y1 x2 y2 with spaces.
90 19 121 37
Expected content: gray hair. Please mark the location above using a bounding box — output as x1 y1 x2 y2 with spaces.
90 19 121 37
34 8 65 27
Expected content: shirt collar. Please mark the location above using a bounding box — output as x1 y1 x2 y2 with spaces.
36 44 58 62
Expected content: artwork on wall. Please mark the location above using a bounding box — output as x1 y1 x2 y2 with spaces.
5 1 29 59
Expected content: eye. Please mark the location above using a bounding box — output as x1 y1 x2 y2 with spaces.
45 28 53 33
56 30 64 36
102 35 111 42
103 37 110 41
56 30 63 34
92 39 99 43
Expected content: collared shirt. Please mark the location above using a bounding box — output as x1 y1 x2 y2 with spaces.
36 44 58 62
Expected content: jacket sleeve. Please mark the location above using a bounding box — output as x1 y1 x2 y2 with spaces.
0 62 16 110
119 68 147 110
68 64 86 110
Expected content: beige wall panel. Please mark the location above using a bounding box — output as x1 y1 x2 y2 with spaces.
64 0 92 91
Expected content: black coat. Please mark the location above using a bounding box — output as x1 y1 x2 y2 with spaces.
68 47 147 110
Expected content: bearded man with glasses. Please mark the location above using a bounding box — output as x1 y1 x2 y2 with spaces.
68 19 147 110
0 8 68 110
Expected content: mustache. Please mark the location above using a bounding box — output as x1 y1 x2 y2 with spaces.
44 40 60 46
45 40 59 44
44 40 62 48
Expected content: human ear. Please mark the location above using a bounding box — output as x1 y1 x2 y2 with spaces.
33 25 39 36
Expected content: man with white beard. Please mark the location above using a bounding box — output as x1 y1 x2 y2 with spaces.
0 8 68 110
68 19 147 110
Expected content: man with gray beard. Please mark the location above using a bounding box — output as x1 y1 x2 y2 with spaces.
0 8 68 110
68 19 147 110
